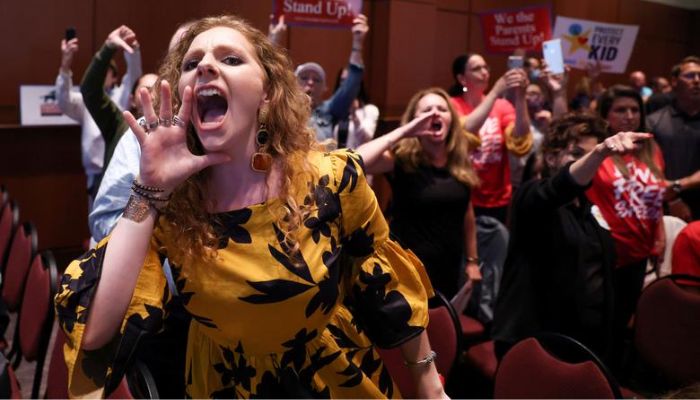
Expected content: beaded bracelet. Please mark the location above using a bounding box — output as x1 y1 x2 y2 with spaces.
404 350 437 368
133 179 166 193
131 185 171 203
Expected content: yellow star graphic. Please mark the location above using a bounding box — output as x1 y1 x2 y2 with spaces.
563 29 592 55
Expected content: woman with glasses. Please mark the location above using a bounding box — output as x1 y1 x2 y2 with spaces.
448 54 533 224
493 113 652 362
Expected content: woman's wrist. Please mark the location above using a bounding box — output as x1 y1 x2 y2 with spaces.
413 367 447 399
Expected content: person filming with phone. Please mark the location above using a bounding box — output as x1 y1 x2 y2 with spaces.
449 53 533 224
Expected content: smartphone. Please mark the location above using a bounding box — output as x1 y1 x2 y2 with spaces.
507 55 524 70
542 39 564 74
65 27 76 41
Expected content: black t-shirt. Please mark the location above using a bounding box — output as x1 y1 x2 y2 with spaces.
647 102 700 219
388 160 471 298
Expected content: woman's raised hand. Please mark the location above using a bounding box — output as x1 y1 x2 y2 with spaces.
599 131 652 156
106 25 138 54
504 68 528 93
401 111 439 138
122 80 231 193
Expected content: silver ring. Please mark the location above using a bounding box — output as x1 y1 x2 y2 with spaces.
173 115 186 128
147 119 160 131
159 117 173 127
138 118 149 133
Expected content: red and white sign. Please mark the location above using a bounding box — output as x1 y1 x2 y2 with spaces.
273 0 362 28
479 5 552 54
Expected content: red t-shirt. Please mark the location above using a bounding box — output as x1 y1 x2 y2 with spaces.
586 148 666 266
450 96 515 208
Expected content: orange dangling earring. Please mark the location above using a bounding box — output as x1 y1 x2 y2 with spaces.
251 118 272 173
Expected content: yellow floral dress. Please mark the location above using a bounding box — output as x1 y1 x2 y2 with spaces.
55 150 434 398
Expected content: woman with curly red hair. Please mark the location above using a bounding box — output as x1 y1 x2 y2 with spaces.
55 15 444 399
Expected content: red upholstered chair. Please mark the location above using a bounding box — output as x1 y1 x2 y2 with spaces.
634 274 700 386
458 314 486 341
1 221 37 311
16 250 58 398
378 291 462 398
494 333 621 399
0 200 19 273
426 292 461 379
1 221 37 363
44 327 69 399
2 363 22 399
463 339 498 380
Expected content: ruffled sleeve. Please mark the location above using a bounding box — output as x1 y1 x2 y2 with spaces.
326 149 433 349
504 122 534 157
54 236 168 398
459 116 483 151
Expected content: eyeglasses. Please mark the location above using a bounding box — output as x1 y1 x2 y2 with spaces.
680 71 700 80
298 75 322 84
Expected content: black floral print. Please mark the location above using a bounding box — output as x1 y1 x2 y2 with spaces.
351 263 424 348
54 150 429 399
214 208 253 248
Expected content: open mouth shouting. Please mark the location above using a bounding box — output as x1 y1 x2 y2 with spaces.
430 120 443 132
196 85 229 130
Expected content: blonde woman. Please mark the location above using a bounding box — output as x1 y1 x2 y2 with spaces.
357 88 480 299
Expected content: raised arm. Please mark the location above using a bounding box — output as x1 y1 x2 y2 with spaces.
540 62 569 119
267 14 287 46
570 131 652 186
355 111 435 174
518 131 652 214
114 43 143 110
462 74 507 133
326 14 368 120
510 68 531 139
55 38 84 121
82 82 231 349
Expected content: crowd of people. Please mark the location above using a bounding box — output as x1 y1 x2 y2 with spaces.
52 11 700 399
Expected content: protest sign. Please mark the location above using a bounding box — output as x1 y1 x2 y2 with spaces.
479 5 552 54
272 0 362 28
552 16 639 74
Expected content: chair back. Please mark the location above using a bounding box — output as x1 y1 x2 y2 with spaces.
494 334 621 399
426 292 461 377
644 215 688 287
1 222 37 311
107 362 160 399
18 250 58 398
634 274 700 385
44 327 69 399
378 291 461 398
0 201 19 274
670 222 700 286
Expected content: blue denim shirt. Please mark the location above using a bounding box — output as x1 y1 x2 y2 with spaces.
311 63 363 144
89 129 140 242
